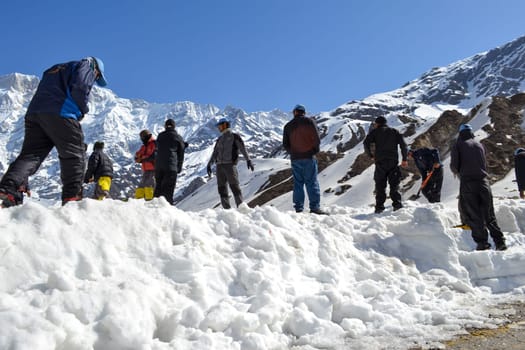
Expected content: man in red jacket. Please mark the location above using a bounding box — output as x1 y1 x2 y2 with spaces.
135 129 156 200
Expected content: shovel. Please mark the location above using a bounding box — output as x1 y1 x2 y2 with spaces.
409 169 434 200
452 224 471 230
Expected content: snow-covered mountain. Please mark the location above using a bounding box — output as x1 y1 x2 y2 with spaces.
179 35 525 210
0 77 290 201
1 35 525 208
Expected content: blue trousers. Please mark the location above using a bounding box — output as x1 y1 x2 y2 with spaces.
291 158 320 211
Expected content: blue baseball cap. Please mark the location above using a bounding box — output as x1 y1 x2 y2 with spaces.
459 124 472 132
216 117 230 126
93 57 107 87
514 148 525 156
293 104 306 113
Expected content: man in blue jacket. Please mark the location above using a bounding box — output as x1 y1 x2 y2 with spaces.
450 124 506 251
0 57 107 207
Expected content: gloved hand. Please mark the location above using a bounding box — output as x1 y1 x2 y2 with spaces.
207 164 212 177
247 160 254 171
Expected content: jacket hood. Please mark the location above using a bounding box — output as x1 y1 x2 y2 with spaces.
459 129 474 141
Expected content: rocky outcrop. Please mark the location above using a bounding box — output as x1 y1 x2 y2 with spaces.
482 93 525 182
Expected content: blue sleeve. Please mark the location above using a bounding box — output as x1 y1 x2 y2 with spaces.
70 60 97 115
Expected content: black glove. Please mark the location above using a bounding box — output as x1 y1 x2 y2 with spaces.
247 160 254 171
207 164 212 177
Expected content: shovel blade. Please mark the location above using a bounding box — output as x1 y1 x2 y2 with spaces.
409 193 421 200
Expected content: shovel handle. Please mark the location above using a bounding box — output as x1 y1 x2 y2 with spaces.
421 170 434 189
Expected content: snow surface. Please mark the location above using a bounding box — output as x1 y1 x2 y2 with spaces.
2 174 525 350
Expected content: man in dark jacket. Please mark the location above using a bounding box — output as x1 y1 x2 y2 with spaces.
450 124 506 251
207 117 254 209
0 57 107 207
84 141 114 200
514 148 525 199
364 116 408 213
282 104 326 214
154 119 186 205
408 147 443 202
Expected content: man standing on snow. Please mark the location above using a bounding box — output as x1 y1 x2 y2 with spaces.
154 119 186 205
450 124 506 251
0 57 107 207
408 147 443 203
84 141 114 200
282 104 327 215
207 117 254 209
134 129 156 200
514 148 525 199
364 116 408 213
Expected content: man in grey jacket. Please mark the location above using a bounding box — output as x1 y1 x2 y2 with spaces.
207 118 254 209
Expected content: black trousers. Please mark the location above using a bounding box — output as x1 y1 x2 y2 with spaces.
459 178 505 245
0 113 85 200
374 159 402 210
422 167 443 203
154 169 178 205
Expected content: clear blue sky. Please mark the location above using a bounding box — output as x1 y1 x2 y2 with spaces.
1 0 525 113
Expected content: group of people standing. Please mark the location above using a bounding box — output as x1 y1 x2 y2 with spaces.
133 121 186 205
364 117 513 251
133 116 254 208
0 57 521 251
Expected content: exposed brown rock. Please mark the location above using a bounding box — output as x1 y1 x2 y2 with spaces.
482 93 525 182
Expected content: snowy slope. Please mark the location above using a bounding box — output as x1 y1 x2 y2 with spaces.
1 187 525 350
2 32 525 350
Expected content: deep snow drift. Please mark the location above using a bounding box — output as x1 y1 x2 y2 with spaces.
1 195 525 350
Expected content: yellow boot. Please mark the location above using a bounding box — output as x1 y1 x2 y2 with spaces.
135 187 145 199
144 187 154 201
